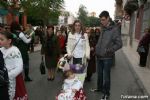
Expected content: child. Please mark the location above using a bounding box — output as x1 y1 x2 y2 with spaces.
0 31 28 100
56 70 86 100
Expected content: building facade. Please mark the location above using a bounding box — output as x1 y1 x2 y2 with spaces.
115 0 150 68
0 0 27 27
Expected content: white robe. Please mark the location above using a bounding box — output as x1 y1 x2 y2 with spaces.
0 46 23 100
57 76 82 100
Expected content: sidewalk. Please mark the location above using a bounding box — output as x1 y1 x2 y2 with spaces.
122 46 150 96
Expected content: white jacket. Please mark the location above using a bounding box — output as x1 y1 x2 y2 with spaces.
66 33 90 65
0 46 23 100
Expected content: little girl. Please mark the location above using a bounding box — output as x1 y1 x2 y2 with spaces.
56 70 86 100
0 31 28 100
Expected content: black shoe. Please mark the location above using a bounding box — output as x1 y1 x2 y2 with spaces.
47 78 51 81
85 77 91 82
101 94 110 100
25 77 32 82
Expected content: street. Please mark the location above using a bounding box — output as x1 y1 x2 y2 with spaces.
25 50 145 100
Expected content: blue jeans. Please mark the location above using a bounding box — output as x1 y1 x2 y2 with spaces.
96 58 112 95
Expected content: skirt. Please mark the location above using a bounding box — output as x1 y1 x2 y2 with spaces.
13 73 28 100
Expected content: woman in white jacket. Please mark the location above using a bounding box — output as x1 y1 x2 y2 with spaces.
0 31 28 100
66 20 90 69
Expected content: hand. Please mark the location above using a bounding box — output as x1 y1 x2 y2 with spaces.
90 47 94 51
72 89 77 93
106 48 113 53
67 54 72 59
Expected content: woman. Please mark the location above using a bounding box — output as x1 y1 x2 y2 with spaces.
137 28 150 67
85 28 96 81
0 31 28 100
10 21 32 82
41 25 60 81
56 30 65 55
66 20 90 73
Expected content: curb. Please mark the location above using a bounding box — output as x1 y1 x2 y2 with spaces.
122 49 150 97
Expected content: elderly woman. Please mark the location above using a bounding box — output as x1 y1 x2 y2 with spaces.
137 27 150 67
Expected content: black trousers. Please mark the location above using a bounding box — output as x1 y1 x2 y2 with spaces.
139 52 148 67
0 86 9 100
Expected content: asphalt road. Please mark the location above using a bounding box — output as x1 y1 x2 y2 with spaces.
25 50 146 100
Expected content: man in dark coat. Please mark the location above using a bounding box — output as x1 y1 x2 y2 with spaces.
91 11 122 100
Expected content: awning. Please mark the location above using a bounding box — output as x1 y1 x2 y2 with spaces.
0 9 8 16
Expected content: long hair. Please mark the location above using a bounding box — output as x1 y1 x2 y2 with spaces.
71 20 84 35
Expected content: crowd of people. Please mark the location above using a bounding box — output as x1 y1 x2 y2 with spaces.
1 10 149 100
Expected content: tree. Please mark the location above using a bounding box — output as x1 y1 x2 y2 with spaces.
77 5 88 26
20 0 64 25
88 16 100 27
0 0 64 25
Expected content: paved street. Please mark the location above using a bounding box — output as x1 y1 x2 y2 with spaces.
25 50 146 100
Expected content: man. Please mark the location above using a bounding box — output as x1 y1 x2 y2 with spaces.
91 11 122 99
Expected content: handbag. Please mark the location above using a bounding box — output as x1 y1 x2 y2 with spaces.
40 56 46 75
57 36 82 72
137 46 145 53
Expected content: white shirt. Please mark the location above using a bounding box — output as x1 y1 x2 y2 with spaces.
19 32 31 44
73 33 84 58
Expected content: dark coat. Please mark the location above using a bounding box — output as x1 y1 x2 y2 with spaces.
0 51 9 100
138 33 150 54
41 33 60 69
96 23 122 59
87 35 97 73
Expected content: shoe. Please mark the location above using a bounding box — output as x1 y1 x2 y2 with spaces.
25 77 32 82
90 88 102 92
85 77 91 82
51 77 55 81
101 94 109 100
47 78 51 81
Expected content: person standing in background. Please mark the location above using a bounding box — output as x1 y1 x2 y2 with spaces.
41 25 60 81
85 28 96 82
10 21 32 82
137 28 150 67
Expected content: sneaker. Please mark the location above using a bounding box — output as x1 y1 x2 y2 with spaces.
25 77 32 82
101 94 109 100
85 77 91 82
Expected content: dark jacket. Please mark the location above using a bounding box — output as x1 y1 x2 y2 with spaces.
41 33 60 57
13 32 29 64
95 23 122 59
0 51 9 100
138 33 150 54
